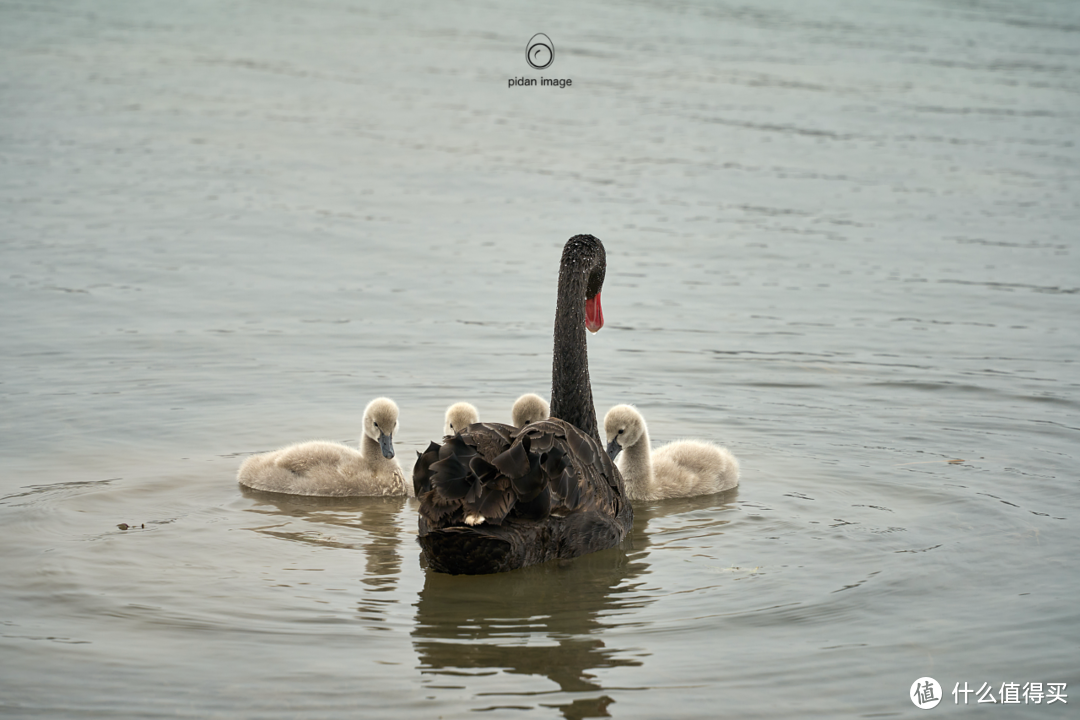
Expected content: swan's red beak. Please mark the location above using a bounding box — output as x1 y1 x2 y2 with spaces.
585 292 604 334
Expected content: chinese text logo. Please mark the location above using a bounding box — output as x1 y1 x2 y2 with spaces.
911 677 942 709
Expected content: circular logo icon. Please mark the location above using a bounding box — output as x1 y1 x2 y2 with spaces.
526 33 554 70
910 677 942 710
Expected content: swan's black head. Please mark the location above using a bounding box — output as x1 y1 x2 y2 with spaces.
563 234 606 297
562 234 606 333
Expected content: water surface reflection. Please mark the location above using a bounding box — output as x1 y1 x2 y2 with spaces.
240 489 406 592
412 530 653 717
409 493 741 719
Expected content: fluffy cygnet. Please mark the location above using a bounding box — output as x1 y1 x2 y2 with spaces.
237 397 408 497
511 393 550 427
603 404 740 502
444 401 480 436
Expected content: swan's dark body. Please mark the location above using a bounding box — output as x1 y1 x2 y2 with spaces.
414 235 633 575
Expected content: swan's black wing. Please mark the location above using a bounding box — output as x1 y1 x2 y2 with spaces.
414 419 633 575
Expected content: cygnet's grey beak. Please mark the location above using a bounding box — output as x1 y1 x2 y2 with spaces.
606 439 621 462
379 432 395 459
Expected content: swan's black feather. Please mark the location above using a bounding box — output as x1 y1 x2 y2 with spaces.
418 487 463 524
477 478 515 525
439 433 473 461
492 440 530 480
460 421 513 458
416 418 631 574
468 455 500 486
526 432 558 454
412 441 441 497
509 452 543 501
513 485 551 521
565 430 596 466
541 446 568 477
429 452 472 500
551 465 573 505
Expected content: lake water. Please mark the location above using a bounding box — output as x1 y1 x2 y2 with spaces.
2 0 1078 717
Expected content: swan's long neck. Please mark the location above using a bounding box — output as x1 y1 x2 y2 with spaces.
621 425 654 493
551 257 598 441
360 434 388 468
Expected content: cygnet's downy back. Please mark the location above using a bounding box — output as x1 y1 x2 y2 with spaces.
604 404 739 502
237 397 408 497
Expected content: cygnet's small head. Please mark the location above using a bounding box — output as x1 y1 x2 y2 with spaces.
603 404 646 461
444 402 479 436
364 397 399 459
511 393 550 427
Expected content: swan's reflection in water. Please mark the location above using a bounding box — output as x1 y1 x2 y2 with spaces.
411 490 740 718
239 488 406 595
411 492 718 719
412 550 646 718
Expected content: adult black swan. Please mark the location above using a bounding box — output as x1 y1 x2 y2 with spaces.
414 234 633 574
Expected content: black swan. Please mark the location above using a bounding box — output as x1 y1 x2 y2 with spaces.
413 234 633 574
